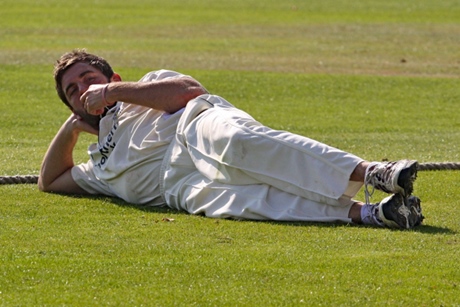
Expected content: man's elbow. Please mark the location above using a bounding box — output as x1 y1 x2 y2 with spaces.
37 178 52 193
162 78 209 114
37 177 62 193
185 78 208 96
185 84 208 103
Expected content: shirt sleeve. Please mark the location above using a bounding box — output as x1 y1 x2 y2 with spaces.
139 70 186 82
71 161 115 196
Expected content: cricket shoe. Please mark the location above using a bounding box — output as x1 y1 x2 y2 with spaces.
364 159 418 204
378 193 424 229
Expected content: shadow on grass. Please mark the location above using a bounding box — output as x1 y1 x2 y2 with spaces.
62 194 456 235
260 220 456 234
66 193 190 216
405 224 456 234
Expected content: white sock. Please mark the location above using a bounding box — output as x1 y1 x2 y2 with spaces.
361 204 384 226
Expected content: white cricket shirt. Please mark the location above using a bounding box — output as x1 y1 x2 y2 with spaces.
71 70 187 206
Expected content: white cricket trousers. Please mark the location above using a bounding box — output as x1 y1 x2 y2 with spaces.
161 95 364 223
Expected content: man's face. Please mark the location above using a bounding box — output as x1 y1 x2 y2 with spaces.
61 62 109 129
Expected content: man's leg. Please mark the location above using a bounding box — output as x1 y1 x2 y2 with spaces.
183 106 364 207
349 161 369 182
178 175 354 223
172 95 422 228
170 173 423 228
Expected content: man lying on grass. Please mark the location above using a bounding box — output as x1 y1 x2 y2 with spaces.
39 49 423 229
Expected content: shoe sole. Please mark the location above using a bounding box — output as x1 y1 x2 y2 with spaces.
380 194 423 229
396 160 418 196
408 196 424 227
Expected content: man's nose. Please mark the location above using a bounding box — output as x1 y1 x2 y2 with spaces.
78 83 89 96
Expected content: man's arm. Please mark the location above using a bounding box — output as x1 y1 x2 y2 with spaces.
38 114 95 194
81 75 208 116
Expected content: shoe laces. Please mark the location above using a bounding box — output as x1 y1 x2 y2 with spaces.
364 162 382 204
364 179 375 205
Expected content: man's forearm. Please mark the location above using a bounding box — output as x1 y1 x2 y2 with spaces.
38 117 81 192
82 77 208 116
105 77 207 113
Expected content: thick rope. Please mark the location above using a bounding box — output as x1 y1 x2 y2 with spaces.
1 162 460 185
417 162 460 171
0 175 39 185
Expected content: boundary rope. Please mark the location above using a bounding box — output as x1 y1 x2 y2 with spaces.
417 162 460 171
0 175 39 185
1 162 460 185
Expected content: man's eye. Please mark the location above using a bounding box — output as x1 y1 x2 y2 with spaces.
68 88 77 97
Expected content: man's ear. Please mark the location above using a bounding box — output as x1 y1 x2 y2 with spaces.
111 73 122 82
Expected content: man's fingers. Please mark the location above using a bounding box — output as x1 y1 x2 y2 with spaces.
81 86 106 115
79 91 88 102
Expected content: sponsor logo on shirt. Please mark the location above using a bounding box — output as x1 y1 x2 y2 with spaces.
92 108 120 168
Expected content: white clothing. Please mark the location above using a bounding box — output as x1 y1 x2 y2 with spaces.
72 70 364 223
162 95 363 222
72 70 186 206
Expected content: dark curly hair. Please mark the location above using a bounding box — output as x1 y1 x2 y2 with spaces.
54 49 114 109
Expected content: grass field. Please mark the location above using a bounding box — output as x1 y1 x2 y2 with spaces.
1 0 459 305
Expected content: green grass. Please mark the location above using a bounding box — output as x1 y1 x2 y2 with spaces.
1 0 460 306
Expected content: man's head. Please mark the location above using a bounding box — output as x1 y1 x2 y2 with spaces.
54 49 114 109
54 50 118 130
